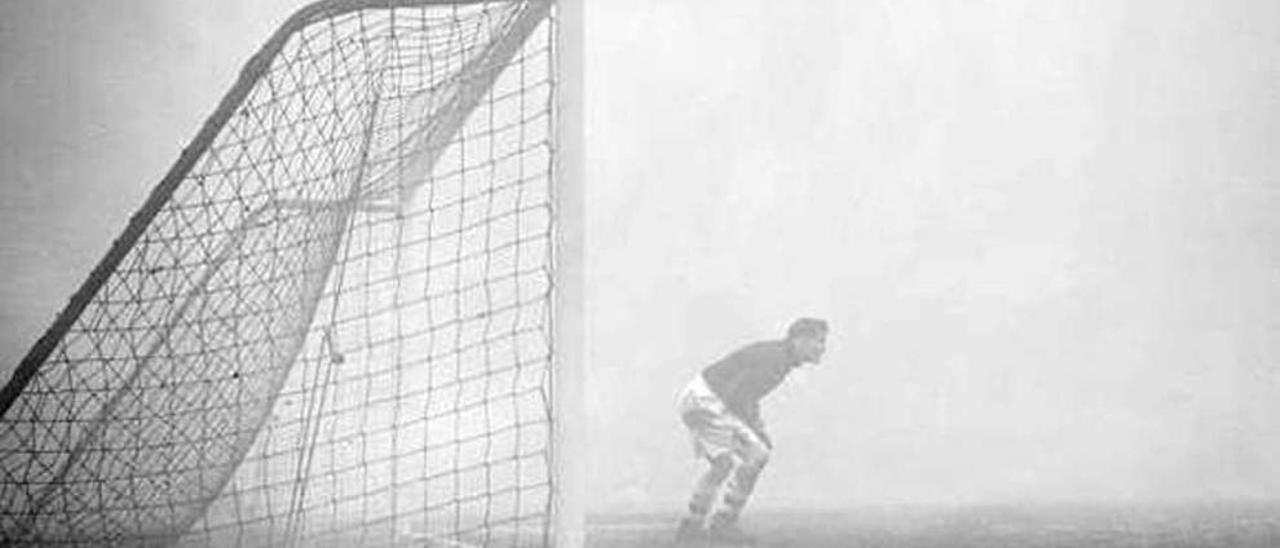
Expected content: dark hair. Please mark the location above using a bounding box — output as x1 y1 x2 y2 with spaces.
786 317 828 340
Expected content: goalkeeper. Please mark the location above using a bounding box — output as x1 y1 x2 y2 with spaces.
674 318 829 544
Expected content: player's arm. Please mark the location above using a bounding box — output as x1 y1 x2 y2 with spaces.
738 402 772 449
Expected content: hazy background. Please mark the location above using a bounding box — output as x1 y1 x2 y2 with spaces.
3 0 1278 517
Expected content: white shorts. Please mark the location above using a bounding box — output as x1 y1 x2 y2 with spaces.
676 375 765 461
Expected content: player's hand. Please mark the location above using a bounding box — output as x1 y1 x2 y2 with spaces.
752 427 773 450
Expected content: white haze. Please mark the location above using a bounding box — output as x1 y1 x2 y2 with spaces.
1 0 1277 516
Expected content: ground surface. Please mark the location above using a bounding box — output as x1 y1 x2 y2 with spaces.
586 503 1280 548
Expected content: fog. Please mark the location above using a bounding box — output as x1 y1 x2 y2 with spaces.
0 0 298 369
2 0 1278 519
584 0 1280 512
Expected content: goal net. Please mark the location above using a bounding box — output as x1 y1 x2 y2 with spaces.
0 1 561 546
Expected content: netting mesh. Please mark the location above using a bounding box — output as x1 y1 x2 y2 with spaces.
0 1 558 546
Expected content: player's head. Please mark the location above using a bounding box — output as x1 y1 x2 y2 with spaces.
786 317 828 364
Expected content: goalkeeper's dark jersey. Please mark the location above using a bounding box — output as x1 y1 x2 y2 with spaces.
700 340 800 425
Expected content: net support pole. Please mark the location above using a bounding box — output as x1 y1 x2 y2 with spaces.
552 0 585 546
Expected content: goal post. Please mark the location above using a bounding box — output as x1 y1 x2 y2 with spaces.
551 0 584 546
0 1 579 546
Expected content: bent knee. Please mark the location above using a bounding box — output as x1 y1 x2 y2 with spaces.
742 445 770 469
708 452 737 472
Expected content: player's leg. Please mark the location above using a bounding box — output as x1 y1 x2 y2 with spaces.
676 451 735 542
675 378 739 542
677 410 737 541
724 438 769 514
688 452 735 520
708 428 770 544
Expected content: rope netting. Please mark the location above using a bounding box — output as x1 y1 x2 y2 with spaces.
0 1 557 546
